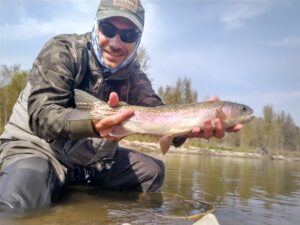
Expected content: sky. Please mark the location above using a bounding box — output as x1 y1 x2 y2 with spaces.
0 0 300 126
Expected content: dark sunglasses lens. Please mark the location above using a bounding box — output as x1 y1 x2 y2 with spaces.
99 21 140 43
120 30 140 43
99 22 117 38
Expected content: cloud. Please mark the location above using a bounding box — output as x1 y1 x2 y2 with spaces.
262 36 300 48
0 0 98 40
0 17 91 40
220 1 273 29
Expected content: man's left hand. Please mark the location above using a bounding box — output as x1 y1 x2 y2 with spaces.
186 96 243 140
187 119 242 140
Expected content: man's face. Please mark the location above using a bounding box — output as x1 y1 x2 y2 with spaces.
98 17 139 69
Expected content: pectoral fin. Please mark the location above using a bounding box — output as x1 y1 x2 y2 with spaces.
215 109 226 123
158 136 174 155
110 125 134 137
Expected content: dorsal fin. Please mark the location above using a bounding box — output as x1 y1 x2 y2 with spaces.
74 89 106 109
74 89 101 103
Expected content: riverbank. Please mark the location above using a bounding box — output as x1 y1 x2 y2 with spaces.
119 140 300 161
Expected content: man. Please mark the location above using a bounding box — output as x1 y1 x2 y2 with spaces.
0 0 240 211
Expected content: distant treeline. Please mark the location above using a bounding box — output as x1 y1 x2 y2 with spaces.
1 64 300 153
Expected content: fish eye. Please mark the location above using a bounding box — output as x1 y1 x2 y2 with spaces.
240 105 248 112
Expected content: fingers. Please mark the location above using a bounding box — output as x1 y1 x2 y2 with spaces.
94 109 133 130
190 127 201 137
93 92 133 142
187 119 226 140
226 124 243 133
202 119 224 139
214 118 225 139
186 120 214 139
108 92 119 107
208 96 220 101
203 119 213 139
94 109 134 130
93 113 133 142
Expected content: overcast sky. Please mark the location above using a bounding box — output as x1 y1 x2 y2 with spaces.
0 0 300 126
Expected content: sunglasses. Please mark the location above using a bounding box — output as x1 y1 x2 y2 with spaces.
98 21 140 43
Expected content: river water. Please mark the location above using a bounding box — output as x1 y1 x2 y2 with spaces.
1 153 300 225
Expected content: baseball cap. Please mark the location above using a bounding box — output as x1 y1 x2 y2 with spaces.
96 0 145 31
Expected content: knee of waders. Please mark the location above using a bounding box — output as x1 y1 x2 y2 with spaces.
141 158 165 192
0 157 62 211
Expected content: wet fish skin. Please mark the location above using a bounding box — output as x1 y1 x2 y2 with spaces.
66 89 254 154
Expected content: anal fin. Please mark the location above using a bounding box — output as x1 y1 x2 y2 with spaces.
159 135 174 155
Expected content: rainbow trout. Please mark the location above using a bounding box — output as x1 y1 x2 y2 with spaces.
66 89 254 154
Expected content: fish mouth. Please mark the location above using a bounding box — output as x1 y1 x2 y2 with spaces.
242 113 255 124
242 106 255 124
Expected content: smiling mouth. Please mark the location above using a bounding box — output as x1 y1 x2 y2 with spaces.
104 49 123 58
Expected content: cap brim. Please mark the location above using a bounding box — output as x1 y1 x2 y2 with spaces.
97 10 143 32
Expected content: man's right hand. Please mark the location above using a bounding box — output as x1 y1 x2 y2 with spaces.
92 92 134 142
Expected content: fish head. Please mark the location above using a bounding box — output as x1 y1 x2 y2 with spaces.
220 102 255 127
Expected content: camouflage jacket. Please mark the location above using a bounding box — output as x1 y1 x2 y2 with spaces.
0 32 185 181
28 32 163 141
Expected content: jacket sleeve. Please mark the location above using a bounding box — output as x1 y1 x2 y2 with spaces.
129 70 187 147
28 36 98 142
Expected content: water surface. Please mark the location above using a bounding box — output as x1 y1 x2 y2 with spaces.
1 153 300 225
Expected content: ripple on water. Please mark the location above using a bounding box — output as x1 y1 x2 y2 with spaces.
0 191 214 225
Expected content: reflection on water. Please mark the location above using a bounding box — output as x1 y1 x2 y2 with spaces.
162 154 300 225
1 153 300 225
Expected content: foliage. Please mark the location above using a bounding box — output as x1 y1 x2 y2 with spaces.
135 45 151 74
0 64 21 86
0 64 28 131
158 77 198 104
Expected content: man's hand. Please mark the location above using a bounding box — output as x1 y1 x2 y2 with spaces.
186 96 242 140
92 92 134 142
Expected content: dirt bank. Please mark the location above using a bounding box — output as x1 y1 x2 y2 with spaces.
120 140 300 161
